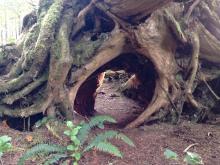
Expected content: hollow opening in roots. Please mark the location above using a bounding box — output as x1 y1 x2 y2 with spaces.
73 53 157 126
2 113 44 132
72 7 115 40
182 74 220 122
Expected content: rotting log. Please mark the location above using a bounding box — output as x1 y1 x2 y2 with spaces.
0 0 220 128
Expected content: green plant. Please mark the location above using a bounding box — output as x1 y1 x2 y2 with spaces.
0 135 12 158
18 115 135 165
34 116 55 128
18 144 66 165
64 121 82 165
65 115 135 165
184 152 204 165
164 148 204 165
164 149 178 160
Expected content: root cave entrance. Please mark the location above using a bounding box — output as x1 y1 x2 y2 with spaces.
2 113 44 132
74 53 157 126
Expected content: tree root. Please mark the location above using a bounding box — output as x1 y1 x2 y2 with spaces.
200 73 220 101
164 9 187 43
1 74 47 105
1 0 220 129
184 0 201 23
0 0 64 94
126 78 170 128
69 30 130 111
45 6 75 118
0 97 49 117
185 32 202 109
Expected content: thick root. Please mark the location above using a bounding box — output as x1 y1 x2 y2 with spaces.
125 78 170 128
2 74 47 105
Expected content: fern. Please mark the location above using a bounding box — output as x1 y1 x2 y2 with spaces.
95 141 122 158
34 116 54 128
84 130 135 157
18 144 66 165
84 130 118 152
77 115 117 144
116 133 135 147
43 153 67 165
88 115 117 127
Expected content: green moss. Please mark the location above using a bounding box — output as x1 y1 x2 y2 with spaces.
52 38 62 59
41 0 63 30
72 33 109 66
23 25 40 49
37 0 54 17
0 49 6 59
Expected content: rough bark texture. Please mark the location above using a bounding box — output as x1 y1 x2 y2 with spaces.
0 0 220 128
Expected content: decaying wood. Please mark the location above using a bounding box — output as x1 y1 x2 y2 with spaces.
0 0 220 128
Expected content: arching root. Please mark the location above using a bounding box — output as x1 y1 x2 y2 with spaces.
125 77 171 128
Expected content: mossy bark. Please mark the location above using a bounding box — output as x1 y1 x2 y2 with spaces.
0 0 220 128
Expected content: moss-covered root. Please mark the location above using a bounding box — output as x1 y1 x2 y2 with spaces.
6 24 40 79
46 7 75 118
2 74 47 105
0 0 64 94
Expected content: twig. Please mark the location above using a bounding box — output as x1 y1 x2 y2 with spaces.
45 122 62 140
184 143 199 153
201 77 220 100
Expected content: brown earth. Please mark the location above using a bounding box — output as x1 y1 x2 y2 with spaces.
0 76 220 165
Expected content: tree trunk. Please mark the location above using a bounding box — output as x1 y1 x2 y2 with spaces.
0 0 220 128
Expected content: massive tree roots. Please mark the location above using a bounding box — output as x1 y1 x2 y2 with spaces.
1 0 220 128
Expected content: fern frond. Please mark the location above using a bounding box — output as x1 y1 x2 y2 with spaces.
116 133 135 147
95 141 122 158
88 115 117 127
18 144 66 165
84 130 118 152
77 115 117 144
44 153 67 165
77 124 90 145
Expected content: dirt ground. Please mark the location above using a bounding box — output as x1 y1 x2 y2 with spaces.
1 76 220 165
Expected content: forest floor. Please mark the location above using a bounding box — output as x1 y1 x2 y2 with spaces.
1 77 220 165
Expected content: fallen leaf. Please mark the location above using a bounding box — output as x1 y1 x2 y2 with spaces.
25 135 33 142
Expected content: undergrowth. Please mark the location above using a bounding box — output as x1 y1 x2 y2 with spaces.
18 115 135 165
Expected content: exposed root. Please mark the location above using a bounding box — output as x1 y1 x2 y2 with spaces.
200 73 220 101
1 0 220 128
77 0 97 20
46 6 74 118
0 73 33 93
2 74 47 105
198 21 220 63
125 78 170 129
0 98 50 117
95 3 129 31
164 9 187 43
185 32 201 109
0 0 64 94
184 0 201 23
69 30 130 110
5 24 39 79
